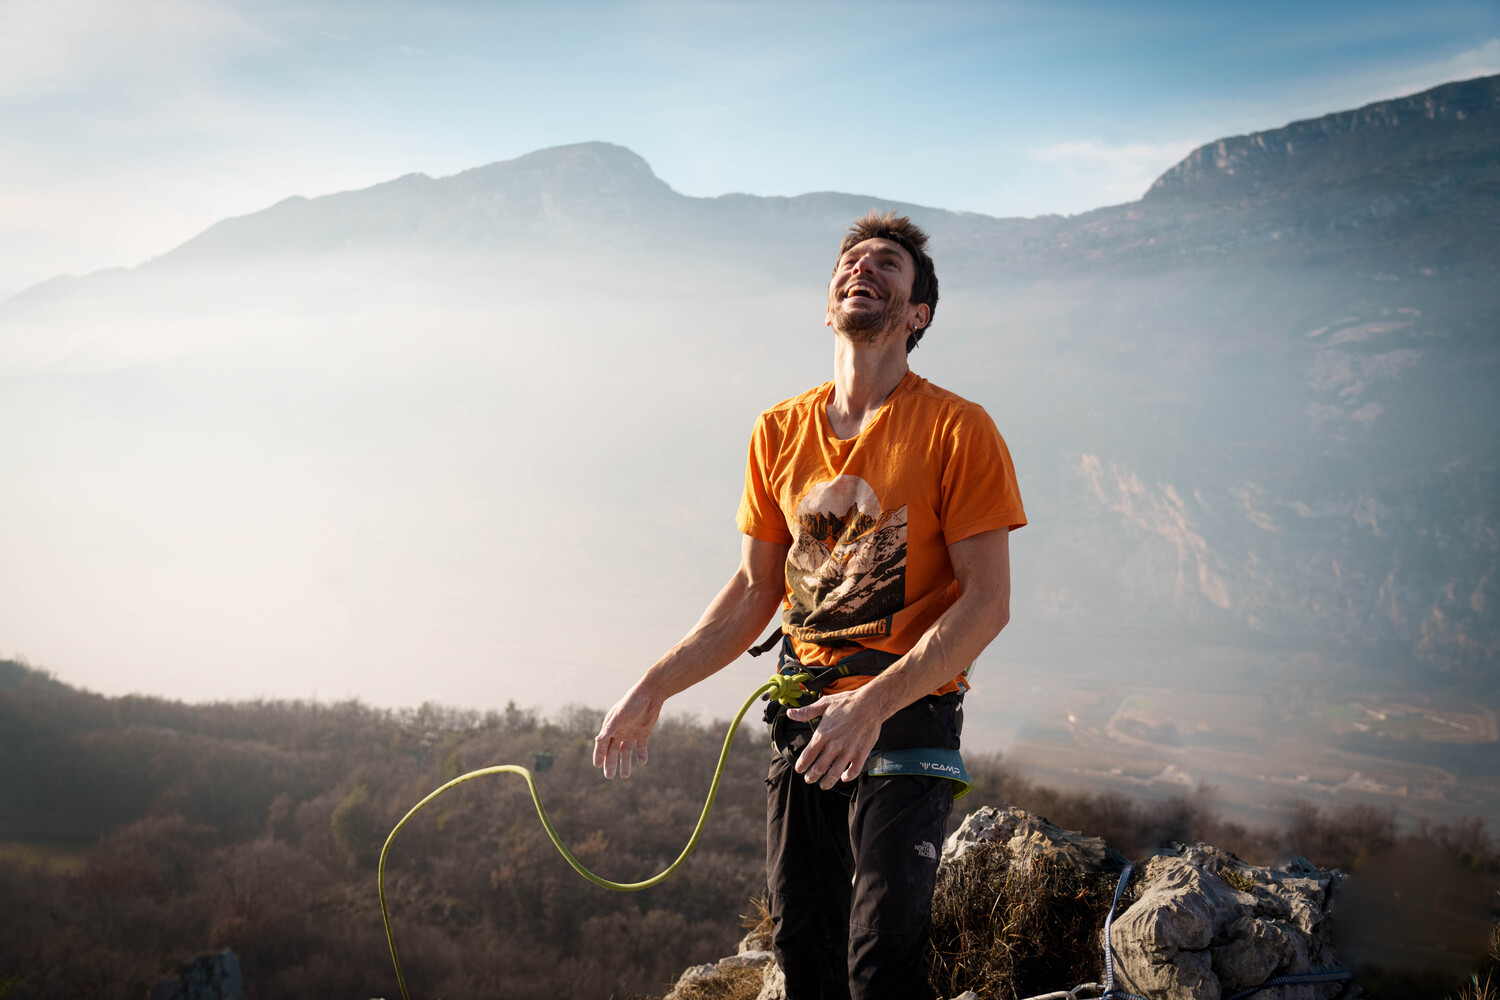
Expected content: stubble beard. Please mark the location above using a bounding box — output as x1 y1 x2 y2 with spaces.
830 289 910 345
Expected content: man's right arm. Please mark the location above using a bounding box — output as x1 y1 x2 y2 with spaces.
592 534 789 779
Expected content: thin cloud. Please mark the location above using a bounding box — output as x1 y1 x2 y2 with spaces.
0 0 264 102
1376 37 1500 100
1027 138 1201 205
1228 37 1500 133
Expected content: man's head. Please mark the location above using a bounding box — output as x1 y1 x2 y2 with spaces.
826 210 938 353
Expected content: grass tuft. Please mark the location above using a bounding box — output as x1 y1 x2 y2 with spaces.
663 965 766 1000
927 842 1127 1000
1448 926 1500 1000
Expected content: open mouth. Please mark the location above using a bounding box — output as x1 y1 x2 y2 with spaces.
843 284 879 300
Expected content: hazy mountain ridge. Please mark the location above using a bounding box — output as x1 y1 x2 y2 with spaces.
6 75 1493 302
0 76 1495 735
111 75 1495 284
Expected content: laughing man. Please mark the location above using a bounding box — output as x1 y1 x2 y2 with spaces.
594 210 1026 1000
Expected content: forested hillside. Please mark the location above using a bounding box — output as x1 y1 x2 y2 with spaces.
0 659 1493 999
0 657 774 997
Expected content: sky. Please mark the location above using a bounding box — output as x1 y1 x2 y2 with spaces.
1 0 1497 299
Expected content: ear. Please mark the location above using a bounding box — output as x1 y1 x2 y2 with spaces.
912 303 931 331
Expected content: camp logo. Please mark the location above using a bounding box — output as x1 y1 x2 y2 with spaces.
920 762 961 776
785 475 906 642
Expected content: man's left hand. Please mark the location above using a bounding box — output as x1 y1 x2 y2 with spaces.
786 691 883 790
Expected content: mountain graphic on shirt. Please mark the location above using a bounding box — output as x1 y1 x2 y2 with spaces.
785 475 907 641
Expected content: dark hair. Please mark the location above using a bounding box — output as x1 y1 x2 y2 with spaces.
836 210 939 352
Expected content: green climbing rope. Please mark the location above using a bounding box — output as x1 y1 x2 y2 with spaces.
378 672 811 1000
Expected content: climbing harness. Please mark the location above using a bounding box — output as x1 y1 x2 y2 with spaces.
755 629 971 795
378 672 806 1000
864 746 970 795
760 636 898 769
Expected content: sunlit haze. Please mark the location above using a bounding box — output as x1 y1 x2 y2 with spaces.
2 0 1498 834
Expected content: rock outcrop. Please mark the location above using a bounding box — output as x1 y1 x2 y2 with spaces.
661 807 1352 1000
1109 844 1351 1000
666 947 780 1000
943 804 1129 873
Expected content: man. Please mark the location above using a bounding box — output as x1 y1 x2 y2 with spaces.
593 210 1025 1000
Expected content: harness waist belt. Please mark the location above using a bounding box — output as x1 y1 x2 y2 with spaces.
864 748 971 798
756 633 969 799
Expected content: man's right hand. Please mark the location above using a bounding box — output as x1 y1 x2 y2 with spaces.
593 684 663 779
591 535 789 780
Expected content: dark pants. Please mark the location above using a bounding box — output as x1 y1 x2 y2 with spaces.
765 753 954 1000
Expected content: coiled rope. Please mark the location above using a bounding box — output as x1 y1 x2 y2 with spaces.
378 674 809 1000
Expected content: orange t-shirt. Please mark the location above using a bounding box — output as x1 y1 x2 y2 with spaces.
736 371 1027 695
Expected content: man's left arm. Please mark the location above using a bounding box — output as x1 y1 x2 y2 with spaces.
787 526 1012 790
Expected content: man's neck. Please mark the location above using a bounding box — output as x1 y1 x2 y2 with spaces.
826 330 909 439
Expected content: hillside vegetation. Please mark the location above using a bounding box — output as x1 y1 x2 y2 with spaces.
0 660 1493 999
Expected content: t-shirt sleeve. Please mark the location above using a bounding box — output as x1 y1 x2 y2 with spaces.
940 403 1028 545
735 413 793 543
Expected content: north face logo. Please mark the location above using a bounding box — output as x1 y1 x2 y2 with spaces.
915 841 937 860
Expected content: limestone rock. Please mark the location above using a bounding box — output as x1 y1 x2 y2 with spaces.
738 924 772 954
1108 843 1353 1000
671 963 718 990
662 952 775 999
719 950 774 970
755 961 786 1000
942 804 1128 875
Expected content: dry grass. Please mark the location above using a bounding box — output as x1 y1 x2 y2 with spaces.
1453 971 1498 1000
650 896 774 1000
661 965 766 1000
927 842 1128 1000
1449 927 1500 1000
739 893 773 952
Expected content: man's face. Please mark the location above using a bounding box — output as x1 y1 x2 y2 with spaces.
825 237 924 343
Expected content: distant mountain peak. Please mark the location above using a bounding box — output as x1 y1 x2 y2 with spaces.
445 140 675 207
162 141 677 262
457 141 659 182
1146 73 1500 203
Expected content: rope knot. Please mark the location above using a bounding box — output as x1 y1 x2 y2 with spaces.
766 672 812 707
